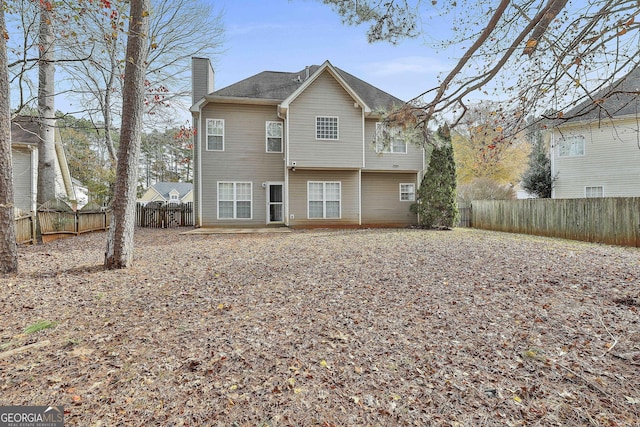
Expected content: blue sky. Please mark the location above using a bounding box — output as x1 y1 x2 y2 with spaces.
211 0 456 102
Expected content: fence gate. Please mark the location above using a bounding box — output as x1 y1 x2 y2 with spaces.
136 202 194 228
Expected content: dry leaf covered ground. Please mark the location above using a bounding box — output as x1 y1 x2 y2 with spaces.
1 227 639 426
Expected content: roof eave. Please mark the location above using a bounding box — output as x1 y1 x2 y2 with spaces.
191 95 281 112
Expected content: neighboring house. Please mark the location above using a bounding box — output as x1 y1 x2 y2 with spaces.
190 58 425 228
138 182 193 205
550 66 640 199
11 115 79 212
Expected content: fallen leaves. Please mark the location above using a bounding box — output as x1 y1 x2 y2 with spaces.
0 228 638 425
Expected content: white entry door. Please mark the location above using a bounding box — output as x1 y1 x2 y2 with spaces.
267 183 284 223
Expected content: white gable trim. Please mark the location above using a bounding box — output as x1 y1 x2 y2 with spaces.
279 60 371 114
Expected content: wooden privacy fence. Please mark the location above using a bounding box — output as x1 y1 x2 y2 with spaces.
457 206 472 228
136 202 194 228
12 199 111 244
471 198 640 247
38 200 111 243
14 208 36 245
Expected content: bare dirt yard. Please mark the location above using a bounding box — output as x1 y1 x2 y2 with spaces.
1 227 639 426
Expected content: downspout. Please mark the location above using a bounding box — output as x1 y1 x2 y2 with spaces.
359 108 364 225
549 130 556 199
278 105 289 226
196 112 202 227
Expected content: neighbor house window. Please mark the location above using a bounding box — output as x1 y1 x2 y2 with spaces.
308 181 341 219
585 186 603 198
375 123 407 153
266 121 283 152
558 135 585 157
400 183 415 201
316 116 338 140
218 182 252 219
207 119 224 151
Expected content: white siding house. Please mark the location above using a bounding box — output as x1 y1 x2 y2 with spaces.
551 66 640 198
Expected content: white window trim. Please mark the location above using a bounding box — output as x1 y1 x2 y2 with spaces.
316 116 339 140
400 183 416 201
206 118 225 151
375 123 408 154
266 121 283 153
558 135 585 158
585 186 604 198
217 181 252 220
307 181 341 219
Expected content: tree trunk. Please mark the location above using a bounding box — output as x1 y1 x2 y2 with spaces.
105 0 150 269
37 2 57 206
0 7 18 274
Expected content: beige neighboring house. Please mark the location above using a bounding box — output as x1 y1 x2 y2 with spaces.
138 182 193 205
11 115 78 212
190 58 425 228
550 66 640 199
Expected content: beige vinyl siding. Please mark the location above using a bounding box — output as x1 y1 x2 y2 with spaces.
138 188 163 202
361 172 418 225
553 119 640 198
288 170 359 227
11 147 33 212
192 114 201 225
363 119 424 171
198 103 285 226
288 71 363 168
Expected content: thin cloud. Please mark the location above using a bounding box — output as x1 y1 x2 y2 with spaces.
367 57 451 76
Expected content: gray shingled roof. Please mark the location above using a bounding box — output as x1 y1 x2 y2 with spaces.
151 182 193 199
564 65 640 122
11 116 40 145
213 64 404 112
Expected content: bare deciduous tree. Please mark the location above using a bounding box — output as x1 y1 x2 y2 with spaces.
105 0 150 269
322 0 640 137
0 5 18 273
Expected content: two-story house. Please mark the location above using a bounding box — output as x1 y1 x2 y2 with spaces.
550 65 640 199
190 58 425 228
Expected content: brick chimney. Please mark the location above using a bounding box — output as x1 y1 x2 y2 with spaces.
191 57 215 105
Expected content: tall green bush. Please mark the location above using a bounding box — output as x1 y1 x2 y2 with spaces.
411 125 458 228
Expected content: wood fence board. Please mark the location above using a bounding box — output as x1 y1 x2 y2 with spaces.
471 197 640 248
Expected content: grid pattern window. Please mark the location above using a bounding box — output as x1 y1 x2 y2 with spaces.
585 186 603 198
218 182 252 219
375 123 407 153
207 119 224 151
400 183 416 201
308 182 341 219
266 121 283 152
316 116 339 140
558 135 585 157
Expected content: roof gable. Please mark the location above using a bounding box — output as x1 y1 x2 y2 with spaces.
151 182 193 199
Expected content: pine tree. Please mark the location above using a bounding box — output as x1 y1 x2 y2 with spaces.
521 126 553 198
412 125 458 229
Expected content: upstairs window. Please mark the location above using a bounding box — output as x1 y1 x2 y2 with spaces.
558 135 584 157
316 116 339 140
266 121 283 152
400 183 415 201
207 119 224 151
375 123 407 153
